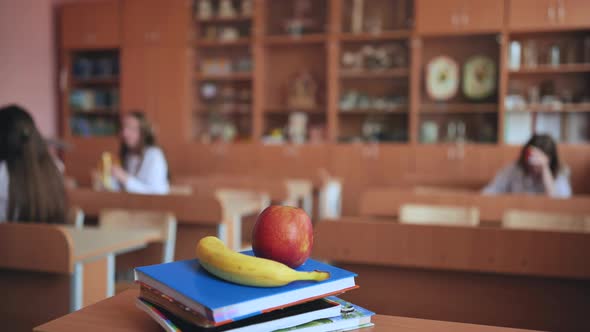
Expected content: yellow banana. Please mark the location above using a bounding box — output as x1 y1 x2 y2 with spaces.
196 236 330 287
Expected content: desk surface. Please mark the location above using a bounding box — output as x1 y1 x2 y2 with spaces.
35 290 535 332
60 226 162 263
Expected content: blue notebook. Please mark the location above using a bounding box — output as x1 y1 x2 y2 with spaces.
135 252 357 325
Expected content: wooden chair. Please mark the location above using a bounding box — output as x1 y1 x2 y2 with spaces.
399 204 480 226
0 224 73 332
502 210 588 233
99 209 176 292
99 209 177 265
66 206 85 229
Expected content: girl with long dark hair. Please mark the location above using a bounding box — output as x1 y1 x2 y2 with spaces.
483 134 571 198
111 111 169 194
0 105 66 223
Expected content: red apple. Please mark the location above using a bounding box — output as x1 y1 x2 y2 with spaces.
252 205 313 268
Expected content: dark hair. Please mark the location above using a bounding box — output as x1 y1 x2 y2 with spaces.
517 134 561 178
0 105 66 223
119 111 157 171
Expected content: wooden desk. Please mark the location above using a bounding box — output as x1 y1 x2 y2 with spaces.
35 290 534 332
314 218 590 331
63 226 162 311
67 188 228 258
360 187 590 223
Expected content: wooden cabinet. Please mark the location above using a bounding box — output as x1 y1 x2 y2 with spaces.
121 47 190 145
559 0 590 29
416 0 504 34
122 0 190 47
61 0 120 48
509 0 590 31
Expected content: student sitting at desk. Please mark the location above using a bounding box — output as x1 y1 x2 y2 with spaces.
0 105 66 223
111 111 170 195
483 134 572 198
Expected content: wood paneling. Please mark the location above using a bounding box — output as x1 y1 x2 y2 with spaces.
122 0 190 47
61 0 121 49
416 0 503 35
509 0 590 31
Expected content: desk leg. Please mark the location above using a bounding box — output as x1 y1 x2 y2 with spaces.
81 257 110 307
70 263 83 312
303 194 313 217
106 254 115 297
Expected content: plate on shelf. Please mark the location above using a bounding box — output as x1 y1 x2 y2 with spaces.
463 56 496 101
426 56 459 101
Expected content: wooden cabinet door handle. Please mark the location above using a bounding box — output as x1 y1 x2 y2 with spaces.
557 0 566 23
461 12 469 26
547 3 556 23
451 12 460 28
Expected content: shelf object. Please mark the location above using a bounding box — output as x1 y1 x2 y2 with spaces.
338 30 411 42
340 68 410 79
196 38 251 47
196 16 252 24
195 72 252 81
266 106 326 114
506 103 590 113
340 107 408 115
71 77 119 86
421 103 498 114
264 34 327 45
72 109 119 116
509 64 590 75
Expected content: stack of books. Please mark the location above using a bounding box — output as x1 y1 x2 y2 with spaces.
135 251 374 332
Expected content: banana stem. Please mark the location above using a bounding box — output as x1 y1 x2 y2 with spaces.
296 270 330 282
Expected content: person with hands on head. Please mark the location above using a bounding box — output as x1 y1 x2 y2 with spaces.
483 134 572 198
112 111 170 195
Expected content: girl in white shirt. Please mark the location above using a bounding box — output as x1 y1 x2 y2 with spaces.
0 105 66 223
483 134 572 198
111 112 170 195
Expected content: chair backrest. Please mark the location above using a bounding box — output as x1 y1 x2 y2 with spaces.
399 204 480 226
0 224 73 331
66 206 85 229
502 210 588 233
99 209 177 263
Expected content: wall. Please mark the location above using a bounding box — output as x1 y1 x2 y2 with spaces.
0 0 57 137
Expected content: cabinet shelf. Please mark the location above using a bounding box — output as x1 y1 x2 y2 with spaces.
196 16 252 24
340 68 410 79
266 106 326 114
421 103 498 114
509 64 590 75
196 38 251 47
340 108 408 115
506 103 590 113
71 77 119 86
195 72 252 81
72 109 119 116
265 34 327 45
338 30 411 42
195 109 251 115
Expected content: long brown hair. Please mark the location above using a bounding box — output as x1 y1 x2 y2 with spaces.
0 105 66 223
517 134 562 178
119 111 157 171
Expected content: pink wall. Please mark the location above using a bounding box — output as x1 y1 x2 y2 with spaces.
0 0 57 137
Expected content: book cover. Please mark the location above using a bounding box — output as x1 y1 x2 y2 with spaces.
273 297 375 332
135 296 342 332
135 252 357 325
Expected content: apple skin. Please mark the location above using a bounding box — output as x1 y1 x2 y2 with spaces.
252 205 313 268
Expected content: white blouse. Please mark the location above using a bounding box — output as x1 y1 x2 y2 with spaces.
482 163 572 199
120 146 170 195
0 162 8 223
